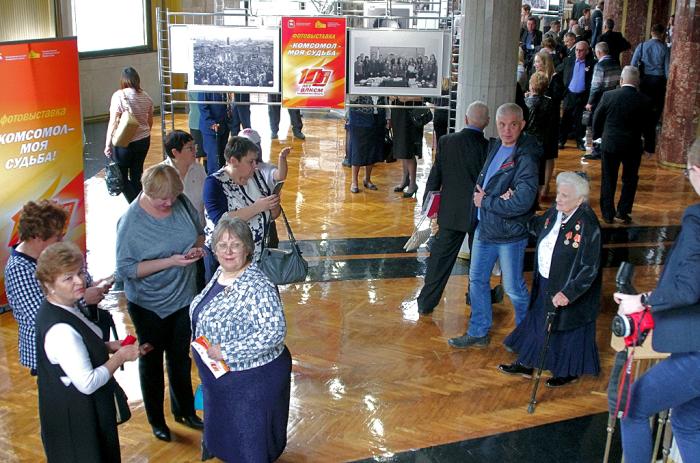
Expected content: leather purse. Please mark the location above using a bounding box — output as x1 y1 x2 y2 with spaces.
111 91 139 148
258 206 308 286
581 110 592 127
105 157 124 196
409 107 433 127
113 381 131 425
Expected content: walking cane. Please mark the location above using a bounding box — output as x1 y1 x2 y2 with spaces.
527 308 557 414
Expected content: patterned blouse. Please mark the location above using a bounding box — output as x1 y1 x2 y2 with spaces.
203 169 270 261
189 264 286 372
4 249 42 371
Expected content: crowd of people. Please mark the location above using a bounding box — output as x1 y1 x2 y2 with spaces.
192 42 274 88
2 3 696 462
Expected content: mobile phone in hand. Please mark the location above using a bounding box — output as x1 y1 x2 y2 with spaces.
272 181 284 196
139 343 154 355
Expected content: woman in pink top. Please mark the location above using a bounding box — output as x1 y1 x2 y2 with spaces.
104 67 154 203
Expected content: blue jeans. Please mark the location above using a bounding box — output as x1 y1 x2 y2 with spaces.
467 226 529 338
621 352 700 463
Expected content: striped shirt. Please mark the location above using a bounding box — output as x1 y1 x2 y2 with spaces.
109 88 153 142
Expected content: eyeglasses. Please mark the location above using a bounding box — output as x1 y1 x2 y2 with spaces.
215 242 245 253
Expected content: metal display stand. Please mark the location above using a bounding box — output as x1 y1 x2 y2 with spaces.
155 1 460 145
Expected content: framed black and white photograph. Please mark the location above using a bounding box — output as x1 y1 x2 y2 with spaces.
348 29 444 97
187 25 280 93
529 0 551 13
363 2 413 29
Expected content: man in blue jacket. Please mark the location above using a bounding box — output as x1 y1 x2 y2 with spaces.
199 92 230 174
449 103 540 349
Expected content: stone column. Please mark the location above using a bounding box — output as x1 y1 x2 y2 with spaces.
657 0 700 167
622 0 650 65
454 0 520 137
651 0 671 30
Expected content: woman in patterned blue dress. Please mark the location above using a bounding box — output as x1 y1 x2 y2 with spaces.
190 217 291 462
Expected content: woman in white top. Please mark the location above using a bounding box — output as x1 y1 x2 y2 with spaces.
35 242 140 463
161 130 207 225
104 67 154 203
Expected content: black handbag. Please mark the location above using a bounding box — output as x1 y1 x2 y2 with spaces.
105 158 124 196
113 381 131 425
383 128 395 163
409 107 433 127
258 207 308 286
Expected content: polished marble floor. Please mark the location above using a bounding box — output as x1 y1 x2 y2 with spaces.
0 106 694 462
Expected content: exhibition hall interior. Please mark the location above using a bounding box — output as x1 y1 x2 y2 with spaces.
0 0 698 462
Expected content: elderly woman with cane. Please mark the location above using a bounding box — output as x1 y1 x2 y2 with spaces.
498 171 602 388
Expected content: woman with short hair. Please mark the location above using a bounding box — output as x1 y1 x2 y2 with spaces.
35 242 140 462
104 67 154 203
498 172 602 387
191 216 291 462
116 164 204 441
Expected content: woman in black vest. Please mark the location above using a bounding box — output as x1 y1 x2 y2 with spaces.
498 171 602 387
35 242 139 463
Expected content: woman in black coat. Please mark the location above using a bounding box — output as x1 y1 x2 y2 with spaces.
498 171 602 387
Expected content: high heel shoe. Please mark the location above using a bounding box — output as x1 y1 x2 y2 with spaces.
350 185 360 193
363 180 378 190
402 186 418 198
393 182 409 192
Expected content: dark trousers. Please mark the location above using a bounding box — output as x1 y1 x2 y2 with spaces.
201 126 230 174
640 75 667 128
416 227 467 313
113 136 150 203
127 303 196 427
600 149 642 220
559 91 587 144
230 94 251 135
268 94 302 134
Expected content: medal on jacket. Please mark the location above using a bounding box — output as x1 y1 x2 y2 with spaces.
564 231 572 245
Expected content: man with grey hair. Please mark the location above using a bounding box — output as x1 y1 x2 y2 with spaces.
583 41 621 160
449 103 539 348
592 65 655 224
417 101 490 315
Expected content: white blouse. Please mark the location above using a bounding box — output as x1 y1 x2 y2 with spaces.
537 209 578 279
43 303 111 395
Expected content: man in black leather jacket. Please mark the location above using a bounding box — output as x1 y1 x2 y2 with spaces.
449 103 540 349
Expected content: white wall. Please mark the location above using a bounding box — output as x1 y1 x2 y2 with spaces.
78 52 161 119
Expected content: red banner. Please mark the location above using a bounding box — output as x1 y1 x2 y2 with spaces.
0 38 85 305
281 17 346 109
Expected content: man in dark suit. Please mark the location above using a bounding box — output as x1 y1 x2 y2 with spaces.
520 16 542 72
559 40 594 150
416 102 490 315
599 18 631 64
592 66 655 224
590 1 604 47
199 92 230 174
572 1 591 21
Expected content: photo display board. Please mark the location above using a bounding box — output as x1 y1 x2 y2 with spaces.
281 17 347 109
187 25 280 93
348 29 444 97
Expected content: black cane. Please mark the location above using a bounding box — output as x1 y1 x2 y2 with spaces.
527 309 556 414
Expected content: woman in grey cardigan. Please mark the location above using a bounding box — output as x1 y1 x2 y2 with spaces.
116 164 204 441
191 217 291 462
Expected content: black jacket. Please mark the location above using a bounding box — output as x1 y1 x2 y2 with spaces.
472 134 540 243
529 204 602 331
520 29 543 51
525 95 553 148
423 128 489 233
562 53 595 97
592 85 655 154
598 30 631 64
648 204 700 353
590 8 603 46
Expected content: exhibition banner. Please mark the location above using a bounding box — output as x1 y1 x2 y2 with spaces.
281 17 346 109
0 38 85 305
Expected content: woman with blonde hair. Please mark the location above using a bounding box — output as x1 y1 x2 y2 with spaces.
534 50 565 199
116 164 204 441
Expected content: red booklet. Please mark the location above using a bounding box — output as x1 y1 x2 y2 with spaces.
423 191 441 219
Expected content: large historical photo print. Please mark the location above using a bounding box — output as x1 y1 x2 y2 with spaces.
348 29 444 97
187 25 280 93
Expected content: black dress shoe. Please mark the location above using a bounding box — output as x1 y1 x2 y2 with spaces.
201 440 214 461
448 334 490 349
175 414 204 430
602 216 614 225
546 375 579 388
558 141 566 149
615 213 632 224
497 362 534 378
582 153 601 160
491 285 504 304
152 425 172 441
417 306 434 315
576 142 587 151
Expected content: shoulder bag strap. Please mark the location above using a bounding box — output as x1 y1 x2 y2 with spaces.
120 90 134 114
251 171 272 250
177 194 199 231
